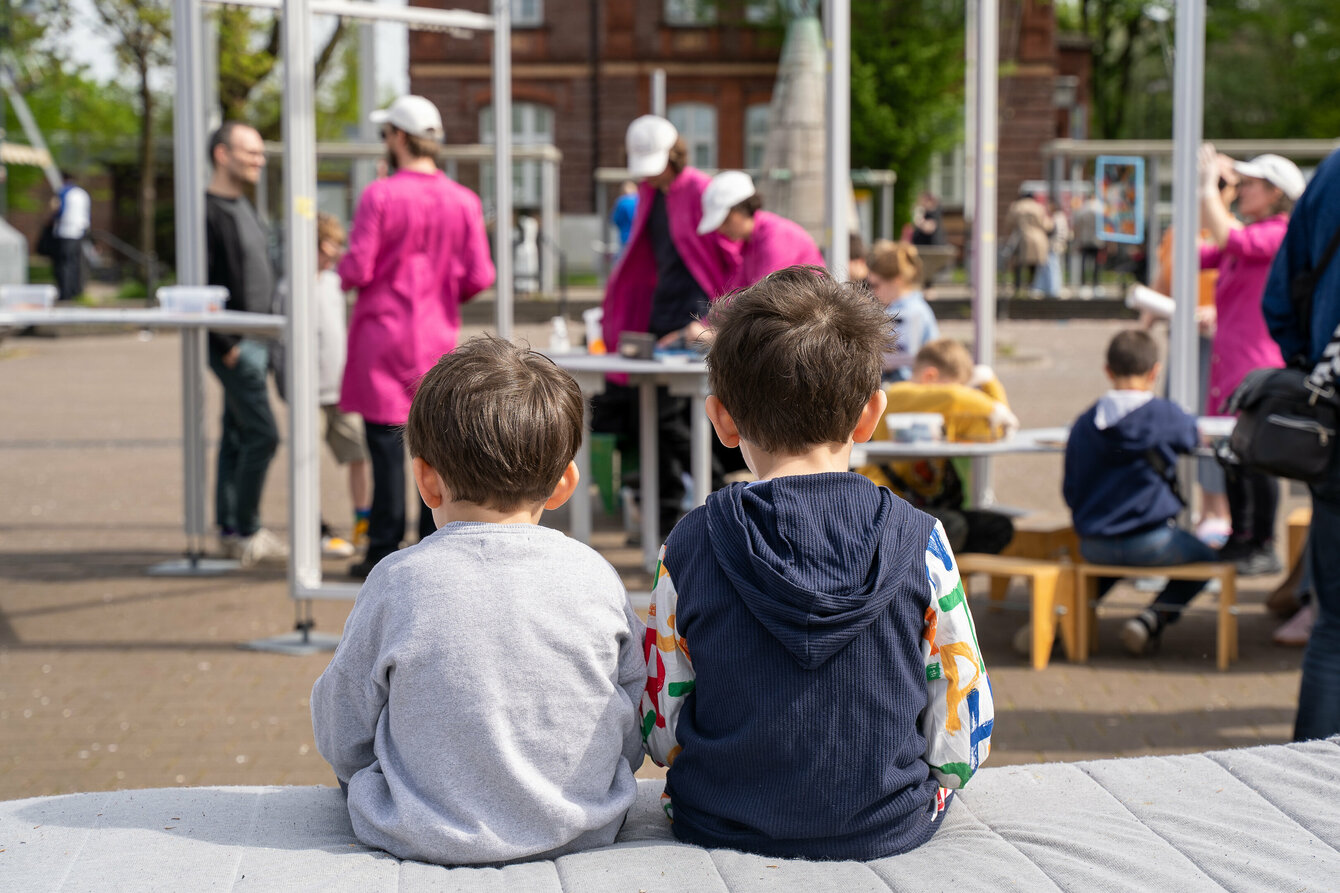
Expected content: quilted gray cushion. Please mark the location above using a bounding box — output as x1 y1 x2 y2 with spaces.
3 739 1338 891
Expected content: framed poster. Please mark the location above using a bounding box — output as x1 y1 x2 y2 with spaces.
1096 155 1145 245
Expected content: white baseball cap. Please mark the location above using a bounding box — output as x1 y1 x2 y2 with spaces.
698 171 757 235
1233 154 1306 201
370 95 444 141
626 115 679 179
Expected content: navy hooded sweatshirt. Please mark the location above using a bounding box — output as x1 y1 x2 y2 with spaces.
1063 395 1199 538
661 472 941 860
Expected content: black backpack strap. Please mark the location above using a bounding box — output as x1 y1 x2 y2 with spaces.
1143 448 1187 509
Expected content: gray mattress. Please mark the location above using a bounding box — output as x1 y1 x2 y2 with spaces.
3 738 1339 892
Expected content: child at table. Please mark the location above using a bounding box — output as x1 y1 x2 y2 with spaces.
640 267 993 860
1064 329 1222 655
311 335 647 865
856 338 1018 555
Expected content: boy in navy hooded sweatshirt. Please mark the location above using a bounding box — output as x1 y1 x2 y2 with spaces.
1063 329 1222 655
640 266 993 860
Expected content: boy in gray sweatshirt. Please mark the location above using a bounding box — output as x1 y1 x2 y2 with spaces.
312 335 646 865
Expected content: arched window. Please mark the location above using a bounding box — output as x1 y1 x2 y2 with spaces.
668 102 717 170
479 102 555 211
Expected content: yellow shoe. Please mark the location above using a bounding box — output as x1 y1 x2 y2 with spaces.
352 517 370 550
322 534 356 559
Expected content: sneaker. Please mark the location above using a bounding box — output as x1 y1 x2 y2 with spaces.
1273 603 1316 647
236 528 289 568
218 532 243 560
1120 609 1162 656
322 534 356 559
351 517 370 550
1194 517 1232 550
1216 538 1256 563
1234 547 1283 577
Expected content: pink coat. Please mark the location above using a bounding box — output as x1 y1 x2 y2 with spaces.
601 168 738 361
339 170 495 425
729 210 824 291
1200 214 1288 415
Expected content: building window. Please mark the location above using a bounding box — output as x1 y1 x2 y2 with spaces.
511 0 542 28
744 103 770 171
480 102 555 211
664 0 716 26
928 142 966 207
668 102 717 170
744 0 779 24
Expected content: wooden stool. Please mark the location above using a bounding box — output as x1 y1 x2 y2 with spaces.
1287 505 1312 568
957 554 1077 670
992 523 1081 603
1073 563 1238 671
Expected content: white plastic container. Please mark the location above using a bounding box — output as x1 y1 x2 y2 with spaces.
0 284 57 309
885 412 945 444
156 285 228 313
582 306 605 353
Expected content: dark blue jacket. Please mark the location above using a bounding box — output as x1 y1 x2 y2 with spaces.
1263 150 1340 366
1064 398 1198 538
662 472 941 860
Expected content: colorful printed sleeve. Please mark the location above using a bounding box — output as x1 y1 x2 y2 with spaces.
640 545 695 768
921 520 994 789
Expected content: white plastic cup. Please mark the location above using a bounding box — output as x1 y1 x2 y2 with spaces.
156 285 229 313
582 307 605 353
0 284 58 309
885 412 945 444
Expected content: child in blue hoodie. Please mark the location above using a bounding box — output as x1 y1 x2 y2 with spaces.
1063 329 1222 655
640 266 993 861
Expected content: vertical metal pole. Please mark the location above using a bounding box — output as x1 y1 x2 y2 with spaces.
171 0 209 561
493 0 514 339
1146 155 1162 294
541 153 557 295
823 0 850 274
283 0 322 593
596 179 609 287
964 0 978 228
881 181 893 242
352 21 379 202
203 10 221 133
971 0 999 505
1170 0 1205 413
1069 158 1083 290
651 69 666 117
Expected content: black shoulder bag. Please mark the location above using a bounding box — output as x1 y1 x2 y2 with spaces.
1222 223 1340 482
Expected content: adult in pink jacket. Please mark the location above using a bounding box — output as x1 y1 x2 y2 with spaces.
697 170 824 294
339 95 495 578
1198 146 1304 577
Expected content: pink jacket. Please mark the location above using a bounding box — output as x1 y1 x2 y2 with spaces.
339 170 495 425
1200 214 1288 415
601 168 738 360
729 210 824 291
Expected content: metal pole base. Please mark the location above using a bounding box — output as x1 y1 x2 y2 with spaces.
239 599 340 655
147 555 241 576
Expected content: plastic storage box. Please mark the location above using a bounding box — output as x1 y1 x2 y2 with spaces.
0 284 58 309
156 286 228 313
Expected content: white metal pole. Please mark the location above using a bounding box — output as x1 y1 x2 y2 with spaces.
493 0 513 339
203 10 221 133
352 21 378 201
971 0 999 505
282 0 322 593
651 69 666 118
1169 0 1205 413
964 0 978 227
823 0 850 275
541 155 557 295
171 0 210 561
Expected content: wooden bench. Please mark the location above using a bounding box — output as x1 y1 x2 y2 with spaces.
1288 505 1311 568
1073 563 1239 671
957 553 1076 670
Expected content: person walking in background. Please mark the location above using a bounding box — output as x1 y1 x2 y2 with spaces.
1033 198 1068 298
340 95 495 579
866 240 938 382
1005 189 1053 298
205 122 287 567
1199 146 1304 576
910 191 946 247
611 179 638 257
52 171 90 302
1074 193 1105 293
1261 148 1340 741
696 170 822 294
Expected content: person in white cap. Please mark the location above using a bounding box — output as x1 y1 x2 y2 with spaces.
339 95 496 579
1198 143 1304 577
597 115 739 534
697 170 823 297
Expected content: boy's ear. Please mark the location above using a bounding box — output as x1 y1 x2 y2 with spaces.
412 457 446 510
544 461 580 511
705 395 740 448
853 390 889 444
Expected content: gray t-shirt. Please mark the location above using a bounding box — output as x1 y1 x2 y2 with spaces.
207 193 275 315
311 521 647 865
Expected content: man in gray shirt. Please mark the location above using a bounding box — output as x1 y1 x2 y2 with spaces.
205 122 287 566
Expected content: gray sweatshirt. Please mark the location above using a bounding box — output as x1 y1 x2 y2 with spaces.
311 522 647 865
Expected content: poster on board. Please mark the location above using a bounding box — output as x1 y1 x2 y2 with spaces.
1096 155 1145 245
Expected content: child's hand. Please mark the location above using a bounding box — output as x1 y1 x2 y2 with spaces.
1196 304 1217 337
989 402 1019 438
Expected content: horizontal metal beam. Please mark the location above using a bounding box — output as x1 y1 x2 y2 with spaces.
204 0 495 32
262 140 562 163
1043 137 1340 160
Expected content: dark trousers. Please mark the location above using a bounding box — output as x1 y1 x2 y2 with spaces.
364 422 436 564
1013 263 1038 295
1298 460 1340 740
1080 522 1220 623
53 237 84 301
1080 248 1102 286
1224 467 1279 546
208 340 279 537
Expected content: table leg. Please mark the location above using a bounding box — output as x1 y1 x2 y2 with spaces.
691 391 711 507
640 380 659 573
571 397 593 543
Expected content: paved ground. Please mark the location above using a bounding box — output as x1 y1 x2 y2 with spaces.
0 317 1308 802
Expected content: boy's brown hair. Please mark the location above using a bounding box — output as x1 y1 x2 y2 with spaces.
1106 328 1160 377
706 266 892 454
406 335 584 511
914 338 974 384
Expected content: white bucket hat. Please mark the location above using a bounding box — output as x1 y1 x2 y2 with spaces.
370 95 444 141
1233 154 1306 201
626 115 679 179
698 171 757 235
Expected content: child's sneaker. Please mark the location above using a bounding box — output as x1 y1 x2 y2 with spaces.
322 534 356 559
1194 517 1232 549
352 516 370 550
1120 608 1162 656
237 528 290 568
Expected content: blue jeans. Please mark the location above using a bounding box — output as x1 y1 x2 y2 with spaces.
1080 522 1220 622
1296 460 1340 740
208 339 279 537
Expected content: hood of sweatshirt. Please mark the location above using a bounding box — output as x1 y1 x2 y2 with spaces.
1090 394 1176 454
706 473 918 670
